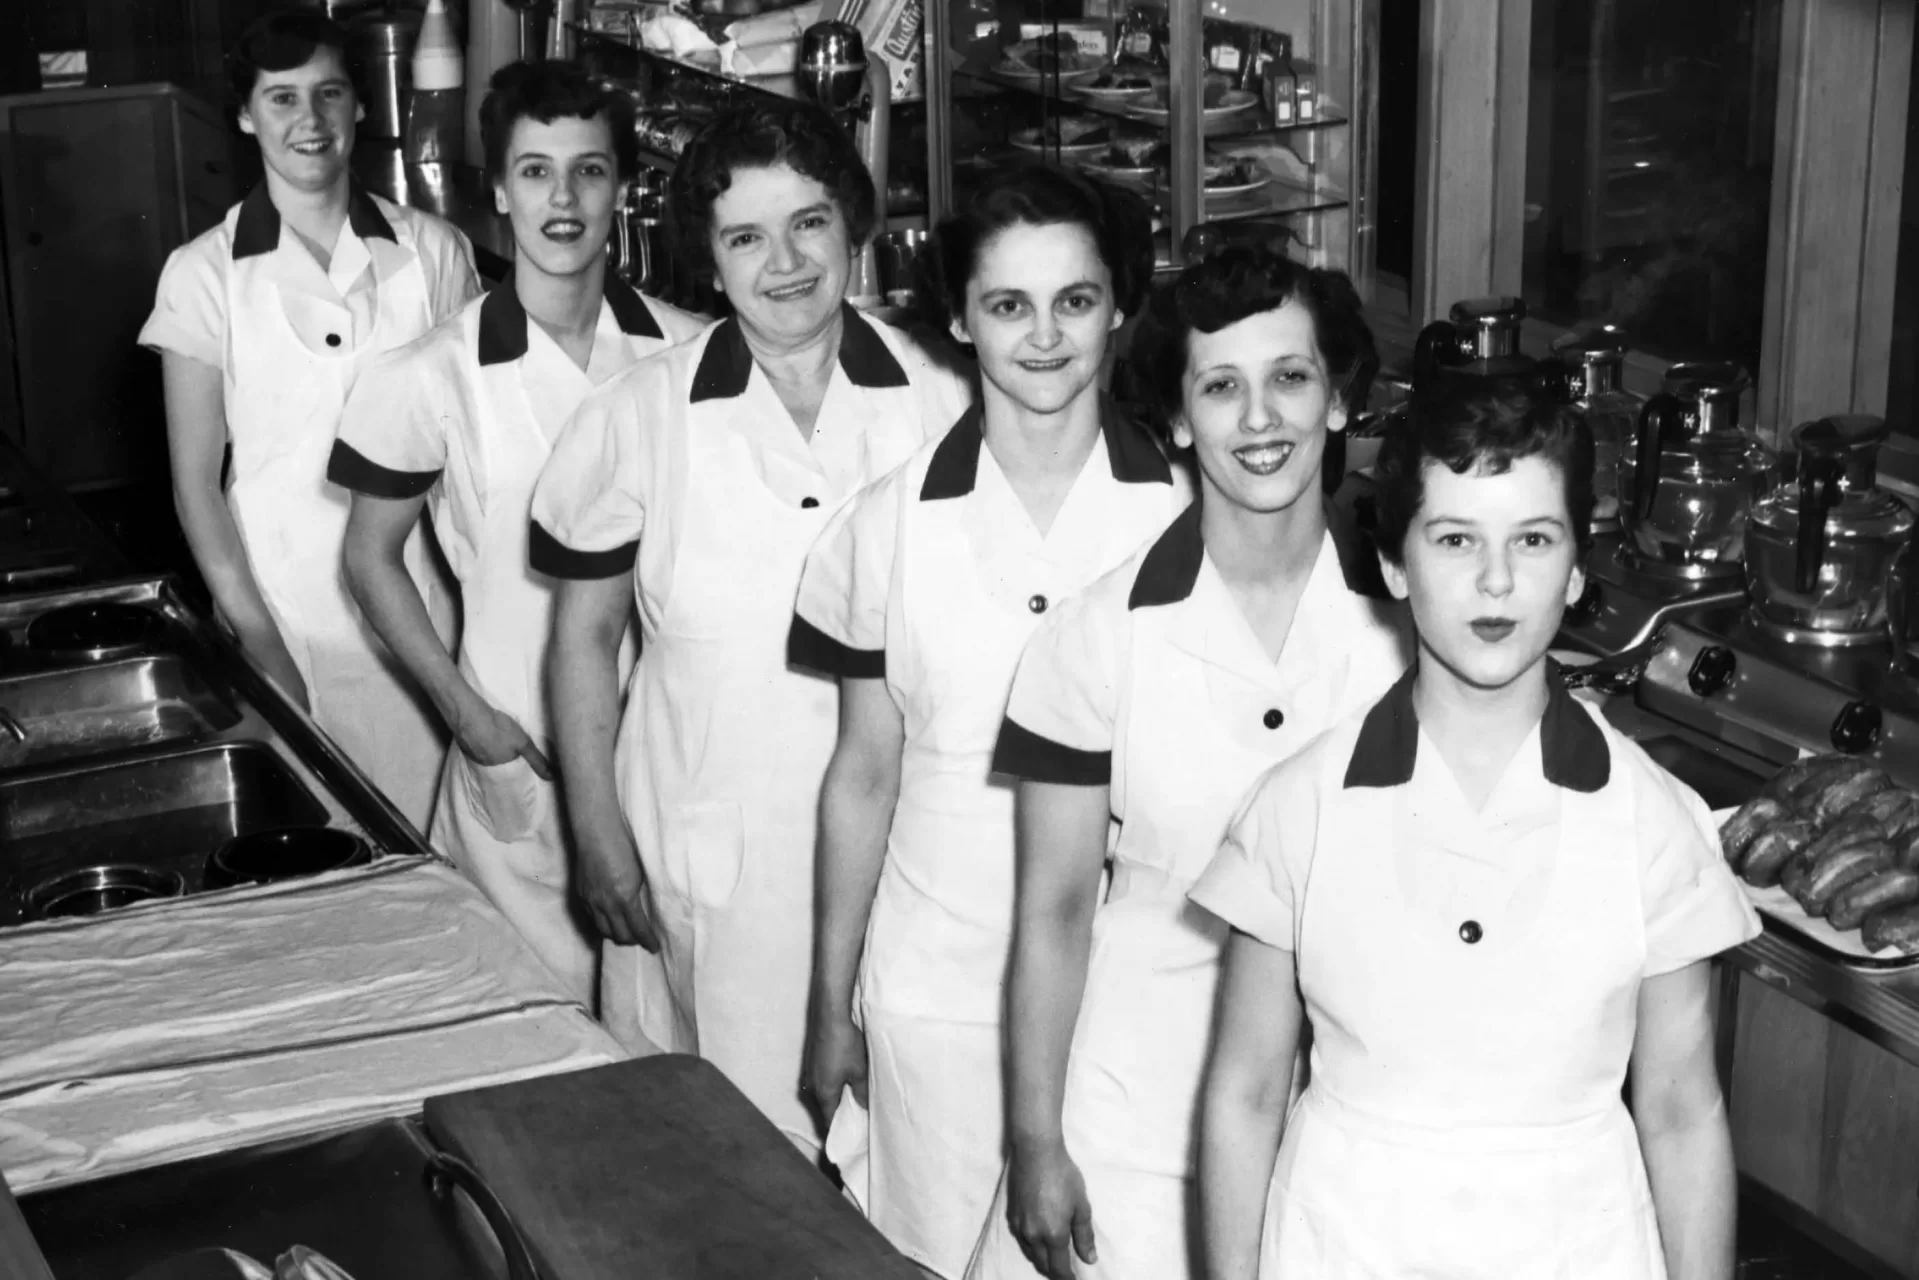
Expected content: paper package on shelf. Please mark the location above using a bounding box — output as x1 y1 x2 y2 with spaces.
0 858 624 1192
825 0 924 101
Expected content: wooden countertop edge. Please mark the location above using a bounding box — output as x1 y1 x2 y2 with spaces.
0 1172 55 1280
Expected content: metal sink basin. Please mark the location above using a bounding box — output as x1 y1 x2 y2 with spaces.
0 742 331 925
0 655 239 770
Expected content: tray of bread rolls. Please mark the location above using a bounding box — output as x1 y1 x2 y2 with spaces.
1716 754 1919 971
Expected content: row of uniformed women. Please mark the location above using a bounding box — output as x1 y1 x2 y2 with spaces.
144 14 704 1005
145 15 1756 1276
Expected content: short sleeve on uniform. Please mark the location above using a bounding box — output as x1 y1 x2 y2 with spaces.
991 590 1120 785
420 219 481 324
789 473 902 679
139 239 227 370
528 377 649 580
328 339 455 499
1639 770 1761 977
1190 763 1316 950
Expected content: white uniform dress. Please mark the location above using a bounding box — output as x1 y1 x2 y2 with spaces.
528 308 972 1152
329 276 704 1002
1191 666 1761 1278
789 404 1190 1277
139 183 479 828
966 500 1413 1280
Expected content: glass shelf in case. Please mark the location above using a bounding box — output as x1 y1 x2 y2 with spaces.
925 0 1377 284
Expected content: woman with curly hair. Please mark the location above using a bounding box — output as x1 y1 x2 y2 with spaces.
529 98 970 1155
967 244 1411 1280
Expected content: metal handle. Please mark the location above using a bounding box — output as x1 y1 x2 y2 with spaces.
0 708 25 744
425 1152 541 1280
1795 454 1843 593
1631 392 1678 522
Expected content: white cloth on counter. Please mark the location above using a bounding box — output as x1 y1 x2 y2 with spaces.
0 858 624 1192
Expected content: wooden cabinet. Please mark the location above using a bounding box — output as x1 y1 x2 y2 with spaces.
1730 978 1919 1277
0 83 237 488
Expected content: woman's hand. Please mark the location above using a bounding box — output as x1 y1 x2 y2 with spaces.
803 1004 868 1128
452 696 553 778
1007 1139 1096 1280
577 832 660 952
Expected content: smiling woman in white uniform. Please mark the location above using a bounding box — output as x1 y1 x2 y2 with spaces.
139 12 478 827
528 101 972 1153
789 165 1186 1277
1193 384 1758 1280
965 246 1412 1280
327 62 704 1003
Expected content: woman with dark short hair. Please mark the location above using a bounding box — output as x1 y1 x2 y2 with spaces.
789 163 1186 1277
1193 381 1755 1278
328 60 704 1003
529 99 972 1154
966 244 1412 1280
138 11 479 827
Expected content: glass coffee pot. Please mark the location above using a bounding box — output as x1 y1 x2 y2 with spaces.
1619 361 1775 581
1746 415 1916 646
1413 295 1536 387
1539 325 1636 532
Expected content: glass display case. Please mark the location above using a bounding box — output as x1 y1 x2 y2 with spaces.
922 0 1378 283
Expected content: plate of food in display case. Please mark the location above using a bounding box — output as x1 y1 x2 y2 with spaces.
1203 155 1268 197
1010 116 1120 157
1131 77 1258 120
1715 754 1919 969
991 34 1105 82
1074 67 1157 101
1084 136 1167 182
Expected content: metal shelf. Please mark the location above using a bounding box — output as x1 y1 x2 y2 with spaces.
953 67 1349 139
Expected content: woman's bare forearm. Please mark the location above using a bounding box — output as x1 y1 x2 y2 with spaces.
1006 782 1109 1154
813 679 903 1019
548 579 632 856
342 495 471 727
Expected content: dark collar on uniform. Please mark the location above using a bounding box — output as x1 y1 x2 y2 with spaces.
688 303 910 402
919 400 1173 501
1126 496 1387 610
477 273 666 366
1341 661 1611 792
231 181 397 260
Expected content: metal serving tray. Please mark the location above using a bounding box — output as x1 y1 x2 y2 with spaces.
0 655 240 771
0 742 330 925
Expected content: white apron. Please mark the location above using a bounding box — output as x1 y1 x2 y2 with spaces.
1263 749 1666 1277
427 324 597 1004
827 424 1179 1276
223 230 450 828
608 393 871 1153
968 529 1406 1280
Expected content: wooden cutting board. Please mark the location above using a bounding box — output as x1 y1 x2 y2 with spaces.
423 1055 925 1280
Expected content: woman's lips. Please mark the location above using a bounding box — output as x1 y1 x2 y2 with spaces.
289 138 335 156
1018 356 1071 373
542 219 586 244
764 279 820 302
1470 618 1518 642
1233 440 1294 476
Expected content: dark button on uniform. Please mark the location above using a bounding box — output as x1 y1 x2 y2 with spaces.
800 496 820 509
1028 594 1048 614
1458 920 1483 945
1262 708 1284 730
325 333 342 348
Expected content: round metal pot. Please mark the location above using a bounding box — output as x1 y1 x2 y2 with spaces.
25 601 165 663
27 864 185 920
205 827 371 890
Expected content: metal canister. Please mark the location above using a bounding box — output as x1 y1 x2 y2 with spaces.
350 10 423 141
